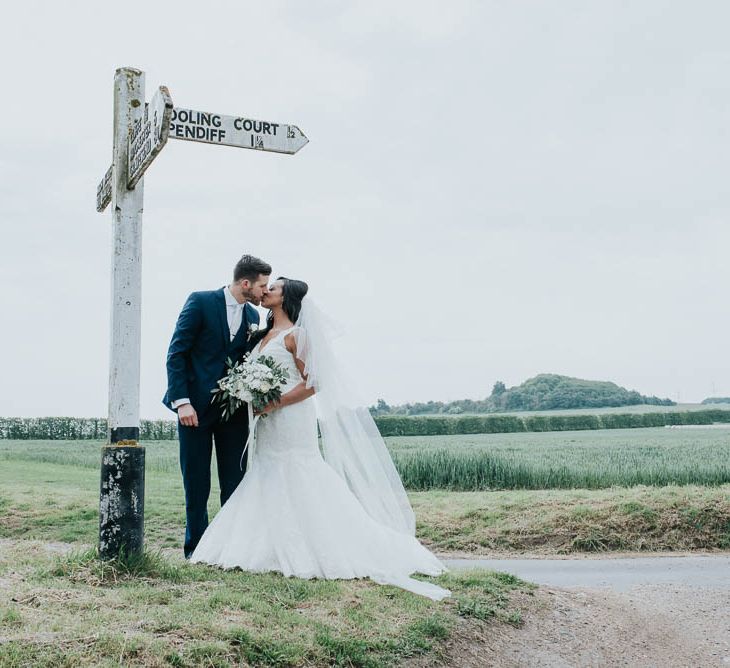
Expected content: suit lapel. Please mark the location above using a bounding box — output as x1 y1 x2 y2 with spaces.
215 289 229 348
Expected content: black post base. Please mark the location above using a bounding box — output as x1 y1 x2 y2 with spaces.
99 445 145 560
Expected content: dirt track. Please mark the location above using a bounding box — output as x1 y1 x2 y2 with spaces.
476 584 729 667
444 555 730 667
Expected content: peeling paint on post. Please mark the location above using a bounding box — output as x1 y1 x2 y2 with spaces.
99 446 145 558
100 67 146 559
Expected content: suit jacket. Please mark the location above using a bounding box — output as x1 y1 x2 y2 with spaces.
162 288 260 424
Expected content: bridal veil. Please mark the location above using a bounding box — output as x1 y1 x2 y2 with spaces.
292 299 417 536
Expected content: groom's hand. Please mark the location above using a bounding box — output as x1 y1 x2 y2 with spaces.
178 403 199 427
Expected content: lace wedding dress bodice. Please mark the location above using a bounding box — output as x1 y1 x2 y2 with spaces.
191 327 450 600
250 327 320 464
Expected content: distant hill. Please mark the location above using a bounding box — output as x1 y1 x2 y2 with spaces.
370 374 675 416
701 397 730 405
484 374 674 412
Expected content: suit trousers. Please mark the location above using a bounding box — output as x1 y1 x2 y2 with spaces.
178 411 248 558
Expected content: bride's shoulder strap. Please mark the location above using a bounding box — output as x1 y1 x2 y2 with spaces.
282 326 301 355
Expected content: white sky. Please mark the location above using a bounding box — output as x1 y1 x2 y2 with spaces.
1 1 728 419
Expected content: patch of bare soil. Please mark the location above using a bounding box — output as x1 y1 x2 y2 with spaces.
427 585 730 667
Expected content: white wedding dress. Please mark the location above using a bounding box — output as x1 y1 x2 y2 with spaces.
190 327 451 600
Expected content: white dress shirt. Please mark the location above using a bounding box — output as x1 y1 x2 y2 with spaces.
172 286 246 410
224 285 246 340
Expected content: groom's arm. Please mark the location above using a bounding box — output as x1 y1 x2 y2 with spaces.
166 292 203 413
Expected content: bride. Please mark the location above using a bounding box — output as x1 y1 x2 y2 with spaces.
190 277 451 601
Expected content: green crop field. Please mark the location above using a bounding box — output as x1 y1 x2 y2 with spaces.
388 427 730 490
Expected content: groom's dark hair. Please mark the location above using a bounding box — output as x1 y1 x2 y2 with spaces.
233 255 272 282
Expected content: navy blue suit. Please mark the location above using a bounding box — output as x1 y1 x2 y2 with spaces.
163 288 260 557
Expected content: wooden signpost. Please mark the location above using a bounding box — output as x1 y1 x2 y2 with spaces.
96 67 307 559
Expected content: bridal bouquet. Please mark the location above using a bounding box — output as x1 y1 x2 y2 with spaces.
211 353 290 421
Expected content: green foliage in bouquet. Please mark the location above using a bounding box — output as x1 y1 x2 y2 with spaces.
211 354 290 421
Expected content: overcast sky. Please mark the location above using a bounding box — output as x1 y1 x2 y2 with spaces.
1 1 728 419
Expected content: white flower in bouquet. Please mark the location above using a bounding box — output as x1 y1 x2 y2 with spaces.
211 353 290 421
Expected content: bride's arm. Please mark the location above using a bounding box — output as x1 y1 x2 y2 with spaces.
257 333 314 413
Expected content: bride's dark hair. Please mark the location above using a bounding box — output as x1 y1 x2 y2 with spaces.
277 277 309 323
252 277 308 344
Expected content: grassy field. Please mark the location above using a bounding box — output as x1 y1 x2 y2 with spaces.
0 538 532 667
0 454 535 667
1 456 727 558
1 430 728 665
4 426 728 491
1 430 728 554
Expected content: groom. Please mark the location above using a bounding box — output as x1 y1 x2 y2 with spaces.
163 254 272 558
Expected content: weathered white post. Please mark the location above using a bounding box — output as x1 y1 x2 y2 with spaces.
99 67 146 560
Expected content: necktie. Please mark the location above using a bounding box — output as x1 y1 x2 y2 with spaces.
230 303 244 341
